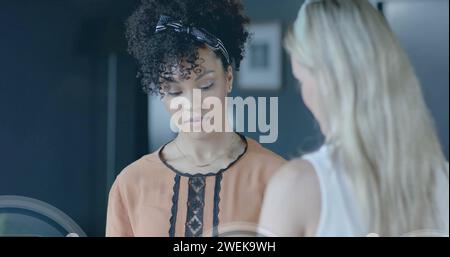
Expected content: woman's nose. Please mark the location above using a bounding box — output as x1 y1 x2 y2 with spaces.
182 89 204 112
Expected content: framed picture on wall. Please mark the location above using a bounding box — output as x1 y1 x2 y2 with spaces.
238 22 282 91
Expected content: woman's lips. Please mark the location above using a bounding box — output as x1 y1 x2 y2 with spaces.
183 115 211 124
184 116 201 124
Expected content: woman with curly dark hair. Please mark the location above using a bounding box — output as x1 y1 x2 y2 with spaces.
106 0 286 236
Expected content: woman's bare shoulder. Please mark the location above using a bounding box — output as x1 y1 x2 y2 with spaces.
259 158 321 236
269 158 319 192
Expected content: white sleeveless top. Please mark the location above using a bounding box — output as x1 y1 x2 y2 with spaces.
302 145 449 237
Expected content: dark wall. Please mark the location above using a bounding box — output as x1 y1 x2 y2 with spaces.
0 0 146 236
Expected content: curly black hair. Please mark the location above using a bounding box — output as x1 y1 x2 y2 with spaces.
125 0 250 95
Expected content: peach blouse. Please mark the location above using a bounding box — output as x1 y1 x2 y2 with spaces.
106 135 286 237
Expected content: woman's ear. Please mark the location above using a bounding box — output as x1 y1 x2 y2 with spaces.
226 65 234 93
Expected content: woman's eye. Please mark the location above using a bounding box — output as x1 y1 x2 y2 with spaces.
168 91 182 96
200 82 214 90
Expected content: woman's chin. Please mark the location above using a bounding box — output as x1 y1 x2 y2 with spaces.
181 130 215 140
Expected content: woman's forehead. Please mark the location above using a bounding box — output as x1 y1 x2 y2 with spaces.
162 49 222 83
163 70 216 86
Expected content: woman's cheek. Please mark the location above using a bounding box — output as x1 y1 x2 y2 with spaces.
301 82 317 116
161 97 172 112
161 96 181 119
299 85 310 113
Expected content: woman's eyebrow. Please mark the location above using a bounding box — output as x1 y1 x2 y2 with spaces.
195 70 215 81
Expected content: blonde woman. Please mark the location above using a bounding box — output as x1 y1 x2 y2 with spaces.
259 0 449 237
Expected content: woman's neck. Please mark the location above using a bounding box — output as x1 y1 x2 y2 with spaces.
175 131 238 164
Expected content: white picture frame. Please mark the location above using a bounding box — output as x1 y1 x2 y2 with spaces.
238 22 282 91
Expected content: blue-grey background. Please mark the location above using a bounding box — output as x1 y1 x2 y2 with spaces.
0 0 448 236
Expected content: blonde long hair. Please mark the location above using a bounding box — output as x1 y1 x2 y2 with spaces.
285 0 448 236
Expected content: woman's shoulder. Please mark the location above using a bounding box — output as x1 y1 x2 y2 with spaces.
240 137 287 180
244 137 286 164
260 158 321 236
268 158 319 195
113 149 172 189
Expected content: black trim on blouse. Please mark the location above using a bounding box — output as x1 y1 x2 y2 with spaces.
163 133 248 237
158 132 248 177
212 173 223 237
168 175 180 237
